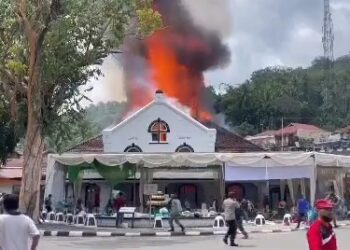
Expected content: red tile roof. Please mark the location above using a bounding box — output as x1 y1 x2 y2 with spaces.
275 123 324 137
1 157 47 178
202 122 264 152
67 135 104 153
0 168 23 179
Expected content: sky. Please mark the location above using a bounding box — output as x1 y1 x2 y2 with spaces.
85 0 350 104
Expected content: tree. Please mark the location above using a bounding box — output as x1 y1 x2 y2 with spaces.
218 56 350 135
0 99 17 164
45 101 126 153
0 0 161 219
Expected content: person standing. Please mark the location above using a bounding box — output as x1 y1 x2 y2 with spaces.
326 192 340 228
114 192 126 228
240 198 249 221
222 192 239 247
235 203 249 239
75 198 85 215
0 194 40 250
44 194 53 213
307 199 337 250
168 194 185 232
296 195 310 229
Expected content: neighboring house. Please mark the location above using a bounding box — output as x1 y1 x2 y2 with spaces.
0 155 47 195
274 123 331 151
245 130 277 150
315 125 350 153
67 90 263 210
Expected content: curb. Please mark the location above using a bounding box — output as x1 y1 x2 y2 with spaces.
40 228 295 238
40 223 350 238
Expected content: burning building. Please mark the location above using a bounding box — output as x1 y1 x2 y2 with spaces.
66 91 262 212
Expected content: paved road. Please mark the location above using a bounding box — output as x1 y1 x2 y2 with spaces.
38 228 349 250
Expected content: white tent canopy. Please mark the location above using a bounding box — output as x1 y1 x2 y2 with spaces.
45 152 350 207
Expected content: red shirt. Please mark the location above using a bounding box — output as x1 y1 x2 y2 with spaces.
114 197 126 212
307 220 337 250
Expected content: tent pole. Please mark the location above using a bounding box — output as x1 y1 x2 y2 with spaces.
139 164 144 213
221 162 226 202
310 155 317 205
133 164 137 207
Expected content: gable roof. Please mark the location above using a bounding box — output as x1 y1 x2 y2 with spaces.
67 135 104 153
68 123 264 153
275 123 325 137
103 94 215 134
202 122 264 152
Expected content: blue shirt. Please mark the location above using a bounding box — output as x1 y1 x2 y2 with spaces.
297 198 310 213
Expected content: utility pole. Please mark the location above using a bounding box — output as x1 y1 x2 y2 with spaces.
323 0 334 61
322 0 335 123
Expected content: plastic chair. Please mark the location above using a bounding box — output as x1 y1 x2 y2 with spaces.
153 214 163 228
255 214 266 225
283 213 292 225
213 215 226 229
48 212 56 222
66 213 74 224
85 213 97 227
56 212 65 222
75 214 85 226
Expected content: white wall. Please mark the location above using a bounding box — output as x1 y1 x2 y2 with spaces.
0 185 13 194
103 93 216 153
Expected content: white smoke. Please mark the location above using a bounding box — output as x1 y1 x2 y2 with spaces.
181 0 233 38
83 54 127 106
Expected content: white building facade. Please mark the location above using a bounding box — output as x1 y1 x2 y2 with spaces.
102 91 216 153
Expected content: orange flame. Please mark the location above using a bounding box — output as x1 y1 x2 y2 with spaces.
126 28 212 121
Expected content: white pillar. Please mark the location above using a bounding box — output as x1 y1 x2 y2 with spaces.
280 180 286 200
139 166 144 212
44 155 66 207
310 158 317 205
300 178 306 197
287 179 295 205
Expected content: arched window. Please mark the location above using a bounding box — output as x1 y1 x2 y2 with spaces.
175 143 194 152
148 118 170 143
124 143 143 153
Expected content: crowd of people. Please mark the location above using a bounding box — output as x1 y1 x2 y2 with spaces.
0 189 344 250
37 187 346 250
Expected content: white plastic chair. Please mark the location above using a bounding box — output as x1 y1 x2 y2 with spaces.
283 213 292 225
65 213 74 224
153 214 163 228
213 215 226 230
255 214 266 226
85 213 97 227
48 212 56 222
75 214 85 226
55 212 65 222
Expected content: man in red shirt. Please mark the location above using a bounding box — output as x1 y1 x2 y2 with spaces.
114 192 126 227
307 199 337 250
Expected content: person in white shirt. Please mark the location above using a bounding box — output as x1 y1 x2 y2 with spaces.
222 192 239 247
0 194 40 250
